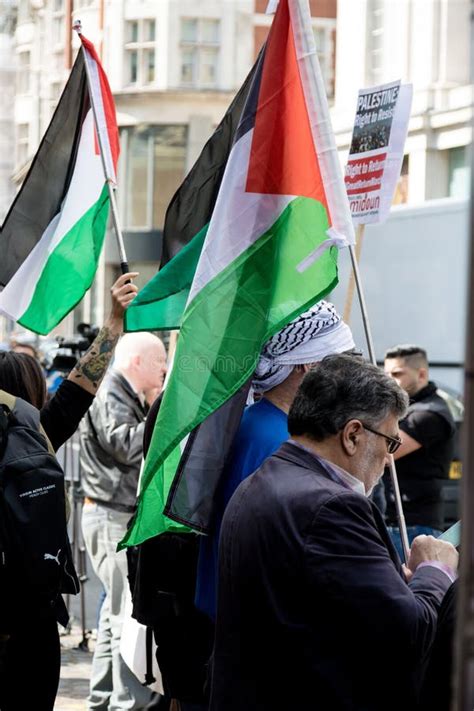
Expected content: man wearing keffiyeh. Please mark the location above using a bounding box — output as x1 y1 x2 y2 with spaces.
195 300 357 621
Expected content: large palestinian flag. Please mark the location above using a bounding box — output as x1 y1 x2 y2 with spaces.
121 0 355 549
0 36 119 335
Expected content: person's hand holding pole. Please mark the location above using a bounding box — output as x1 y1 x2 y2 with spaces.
106 272 139 337
68 272 139 394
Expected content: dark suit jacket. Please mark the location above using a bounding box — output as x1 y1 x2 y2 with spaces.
210 442 452 711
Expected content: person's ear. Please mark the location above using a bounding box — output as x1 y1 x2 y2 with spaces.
302 362 319 374
418 367 428 383
341 419 364 456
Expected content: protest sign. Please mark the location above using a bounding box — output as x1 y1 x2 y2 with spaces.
345 80 412 224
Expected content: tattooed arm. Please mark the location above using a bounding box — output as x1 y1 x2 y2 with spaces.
68 272 139 395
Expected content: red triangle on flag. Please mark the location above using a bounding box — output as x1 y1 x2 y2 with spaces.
246 0 329 211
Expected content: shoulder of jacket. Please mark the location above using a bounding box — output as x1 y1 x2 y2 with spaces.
310 488 371 524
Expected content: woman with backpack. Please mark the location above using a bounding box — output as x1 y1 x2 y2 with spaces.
0 272 138 711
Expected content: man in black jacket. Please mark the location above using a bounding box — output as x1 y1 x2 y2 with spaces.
80 332 167 711
210 355 457 711
383 344 455 555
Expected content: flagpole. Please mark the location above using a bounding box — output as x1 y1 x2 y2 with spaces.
73 21 130 275
343 224 365 324
348 235 410 563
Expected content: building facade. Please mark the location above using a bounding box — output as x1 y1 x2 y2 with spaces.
0 1 16 223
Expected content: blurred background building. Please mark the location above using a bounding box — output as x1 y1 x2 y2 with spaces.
0 0 470 348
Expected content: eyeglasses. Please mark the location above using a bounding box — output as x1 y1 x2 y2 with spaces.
362 425 402 455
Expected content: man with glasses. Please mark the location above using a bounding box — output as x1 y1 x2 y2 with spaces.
210 355 457 711
383 344 455 557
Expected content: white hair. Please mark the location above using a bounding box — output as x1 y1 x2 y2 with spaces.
113 332 164 370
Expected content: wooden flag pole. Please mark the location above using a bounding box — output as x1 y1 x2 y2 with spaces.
347 226 410 563
73 21 130 276
343 224 365 324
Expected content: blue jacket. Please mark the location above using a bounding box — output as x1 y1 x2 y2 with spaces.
210 442 452 711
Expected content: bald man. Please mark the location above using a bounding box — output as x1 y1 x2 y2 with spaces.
80 332 167 711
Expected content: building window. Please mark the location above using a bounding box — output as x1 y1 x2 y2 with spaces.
52 0 65 48
313 22 336 99
124 18 157 86
448 146 470 199
180 18 220 88
120 125 187 230
16 123 29 166
17 0 33 23
16 50 31 94
49 79 64 110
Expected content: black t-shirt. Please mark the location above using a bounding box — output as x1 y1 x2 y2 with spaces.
40 379 95 452
399 406 449 450
385 382 455 529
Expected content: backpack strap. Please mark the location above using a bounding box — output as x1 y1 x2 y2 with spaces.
0 391 14 462
0 389 55 456
0 391 16 412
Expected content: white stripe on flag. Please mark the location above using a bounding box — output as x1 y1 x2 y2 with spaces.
0 213 61 321
188 130 294 303
0 110 104 321
49 111 104 251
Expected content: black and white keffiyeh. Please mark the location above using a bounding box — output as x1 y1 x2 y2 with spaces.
252 301 355 393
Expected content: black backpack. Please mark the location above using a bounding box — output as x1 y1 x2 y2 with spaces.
0 390 79 633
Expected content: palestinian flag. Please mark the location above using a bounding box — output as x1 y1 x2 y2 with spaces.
120 0 355 549
124 54 261 333
0 36 119 335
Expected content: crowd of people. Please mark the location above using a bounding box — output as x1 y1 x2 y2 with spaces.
0 279 460 711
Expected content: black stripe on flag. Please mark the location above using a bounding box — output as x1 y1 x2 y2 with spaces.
163 378 252 533
233 44 265 145
0 52 88 288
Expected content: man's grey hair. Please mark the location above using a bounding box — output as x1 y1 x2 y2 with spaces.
288 354 408 440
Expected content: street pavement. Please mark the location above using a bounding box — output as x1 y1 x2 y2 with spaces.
55 533 102 710
55 626 93 710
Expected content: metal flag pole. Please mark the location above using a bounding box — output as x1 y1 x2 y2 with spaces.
348 238 410 563
73 20 130 275
453 4 474 708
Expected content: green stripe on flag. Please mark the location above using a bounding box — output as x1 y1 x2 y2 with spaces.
18 184 109 335
129 442 189 544
125 223 208 332
121 196 338 548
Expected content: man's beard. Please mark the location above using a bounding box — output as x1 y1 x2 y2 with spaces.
366 472 384 498
360 438 384 497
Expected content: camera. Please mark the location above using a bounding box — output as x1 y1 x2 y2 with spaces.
51 323 99 373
